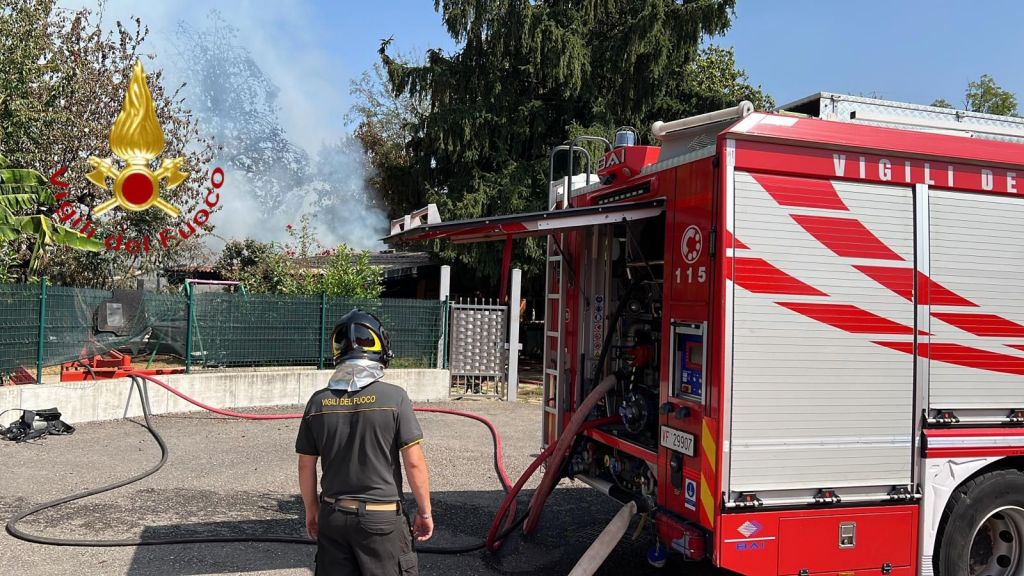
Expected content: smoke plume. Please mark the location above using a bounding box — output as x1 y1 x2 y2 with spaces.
172 14 388 252
62 1 390 252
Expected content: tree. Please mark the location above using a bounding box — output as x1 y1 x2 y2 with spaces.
931 75 1018 116
371 0 771 290
216 219 384 298
0 242 14 283
312 247 383 299
217 238 277 276
0 0 216 287
0 156 102 278
349 58 429 220
654 44 773 122
966 75 1017 116
216 238 297 294
282 217 384 298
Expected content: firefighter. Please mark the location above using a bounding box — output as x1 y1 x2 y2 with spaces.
296 310 433 576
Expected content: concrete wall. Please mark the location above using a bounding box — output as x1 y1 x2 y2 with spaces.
0 368 450 425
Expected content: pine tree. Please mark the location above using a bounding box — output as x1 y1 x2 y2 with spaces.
373 0 771 290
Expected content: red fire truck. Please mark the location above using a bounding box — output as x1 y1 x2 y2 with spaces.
388 93 1024 576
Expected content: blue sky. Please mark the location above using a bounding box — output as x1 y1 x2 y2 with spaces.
63 0 1022 147
55 0 1022 246
721 1 1024 108
60 0 458 151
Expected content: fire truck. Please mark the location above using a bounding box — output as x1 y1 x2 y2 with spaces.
387 93 1024 576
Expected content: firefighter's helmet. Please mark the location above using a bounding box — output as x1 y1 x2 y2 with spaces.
330 310 393 367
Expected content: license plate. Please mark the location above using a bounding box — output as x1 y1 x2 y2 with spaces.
660 427 695 457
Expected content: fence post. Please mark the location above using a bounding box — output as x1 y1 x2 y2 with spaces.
185 284 194 374
36 277 47 384
507 268 521 402
437 265 451 369
318 293 327 370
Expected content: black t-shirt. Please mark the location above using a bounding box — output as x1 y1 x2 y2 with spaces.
295 381 423 502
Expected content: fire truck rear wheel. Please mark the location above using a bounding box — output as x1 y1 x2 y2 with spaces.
937 468 1024 576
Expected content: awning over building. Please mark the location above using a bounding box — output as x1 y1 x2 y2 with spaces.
384 198 665 245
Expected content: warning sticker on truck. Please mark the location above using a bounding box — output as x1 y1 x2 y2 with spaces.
684 478 697 511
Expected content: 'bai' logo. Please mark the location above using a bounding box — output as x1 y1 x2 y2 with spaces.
736 520 763 538
52 60 224 254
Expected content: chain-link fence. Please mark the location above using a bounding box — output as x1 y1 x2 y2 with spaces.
0 281 447 381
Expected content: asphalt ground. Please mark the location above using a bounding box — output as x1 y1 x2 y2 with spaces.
0 397 719 576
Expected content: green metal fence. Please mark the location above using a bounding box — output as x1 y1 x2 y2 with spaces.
0 280 446 382
0 283 41 378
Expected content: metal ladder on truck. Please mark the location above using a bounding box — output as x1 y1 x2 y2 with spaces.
543 224 567 449
542 142 604 448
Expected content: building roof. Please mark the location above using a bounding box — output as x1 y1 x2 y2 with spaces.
296 250 435 279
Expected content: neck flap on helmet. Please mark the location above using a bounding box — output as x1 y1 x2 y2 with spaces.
327 358 385 392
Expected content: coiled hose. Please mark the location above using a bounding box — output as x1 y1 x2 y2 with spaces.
5 373 533 554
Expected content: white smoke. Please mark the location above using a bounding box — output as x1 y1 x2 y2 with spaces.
58 0 390 252
211 137 388 251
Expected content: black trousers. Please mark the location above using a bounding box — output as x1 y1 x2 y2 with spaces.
316 501 418 576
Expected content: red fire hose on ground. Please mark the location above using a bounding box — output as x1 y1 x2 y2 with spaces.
6 371 619 555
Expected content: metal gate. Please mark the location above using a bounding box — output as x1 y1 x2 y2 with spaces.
448 300 508 397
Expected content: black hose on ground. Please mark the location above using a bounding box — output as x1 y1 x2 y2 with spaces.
5 376 538 553
418 512 530 555
6 377 310 546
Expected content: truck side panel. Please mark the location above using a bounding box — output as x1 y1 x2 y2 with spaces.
928 189 1024 410
718 505 919 576
729 170 915 496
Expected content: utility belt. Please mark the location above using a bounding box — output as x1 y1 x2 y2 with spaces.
321 495 401 515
